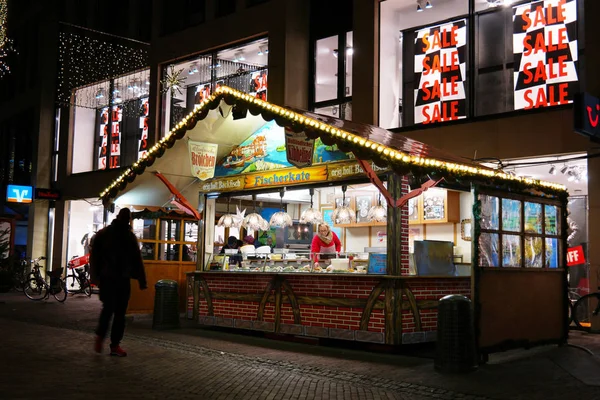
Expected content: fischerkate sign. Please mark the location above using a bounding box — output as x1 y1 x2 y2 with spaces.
188 140 218 181
513 0 578 111
414 19 467 125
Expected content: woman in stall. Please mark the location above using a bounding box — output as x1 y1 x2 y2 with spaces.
311 223 342 268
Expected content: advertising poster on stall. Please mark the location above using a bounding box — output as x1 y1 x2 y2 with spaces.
284 127 315 168
413 19 467 125
98 107 109 170
188 140 218 180
513 0 578 110
138 98 149 160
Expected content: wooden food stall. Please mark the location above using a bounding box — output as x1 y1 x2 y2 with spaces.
99 87 568 356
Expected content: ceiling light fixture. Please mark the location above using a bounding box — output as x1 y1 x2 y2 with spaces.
269 190 293 228
548 165 556 175
243 195 268 231
217 197 239 228
300 188 324 225
346 47 354 56
332 185 356 224
560 165 569 174
95 88 105 99
367 193 387 222
417 3 423 12
425 0 433 8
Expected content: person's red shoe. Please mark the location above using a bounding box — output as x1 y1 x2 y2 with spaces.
109 345 127 357
94 336 103 353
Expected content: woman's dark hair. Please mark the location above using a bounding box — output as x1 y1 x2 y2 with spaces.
227 236 238 247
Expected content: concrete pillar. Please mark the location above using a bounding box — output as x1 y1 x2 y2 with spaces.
352 0 379 125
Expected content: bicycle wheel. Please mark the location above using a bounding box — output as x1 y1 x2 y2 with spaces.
24 278 47 301
82 278 92 297
573 293 600 331
65 273 79 294
52 278 68 302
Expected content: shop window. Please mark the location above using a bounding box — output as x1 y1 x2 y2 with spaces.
66 200 104 261
478 194 562 268
161 37 268 136
379 0 469 128
135 217 197 262
312 32 353 120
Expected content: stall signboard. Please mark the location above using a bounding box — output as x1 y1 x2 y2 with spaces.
285 127 315 168
513 0 578 111
200 160 388 193
567 245 585 266
368 253 387 275
6 185 33 203
414 18 467 125
189 140 218 181
574 92 600 140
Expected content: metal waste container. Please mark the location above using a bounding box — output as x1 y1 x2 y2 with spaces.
435 294 478 373
153 280 180 330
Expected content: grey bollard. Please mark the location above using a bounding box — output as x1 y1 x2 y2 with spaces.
153 279 180 330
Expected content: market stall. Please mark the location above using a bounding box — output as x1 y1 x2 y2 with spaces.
99 86 568 356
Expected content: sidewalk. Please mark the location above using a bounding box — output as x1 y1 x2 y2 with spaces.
1 292 599 399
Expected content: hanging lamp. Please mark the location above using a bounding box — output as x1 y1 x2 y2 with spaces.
243 195 269 231
299 188 323 224
367 193 387 222
217 197 238 228
269 189 293 228
332 185 356 224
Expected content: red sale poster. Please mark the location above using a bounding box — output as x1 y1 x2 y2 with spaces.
513 0 578 110
413 19 467 125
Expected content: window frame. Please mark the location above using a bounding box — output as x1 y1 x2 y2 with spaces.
137 216 198 263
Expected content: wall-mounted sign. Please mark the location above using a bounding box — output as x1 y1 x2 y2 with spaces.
200 160 389 193
567 245 585 266
513 0 578 111
6 185 33 203
189 140 218 181
574 92 600 140
35 188 61 200
414 19 467 125
285 127 315 168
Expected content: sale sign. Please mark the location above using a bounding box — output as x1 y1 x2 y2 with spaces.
414 19 467 125
188 140 218 181
567 245 585 266
284 127 315 168
513 0 578 111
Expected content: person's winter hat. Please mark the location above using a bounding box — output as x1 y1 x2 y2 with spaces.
243 235 255 245
116 208 131 222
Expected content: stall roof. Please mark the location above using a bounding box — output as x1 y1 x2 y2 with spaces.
99 86 566 209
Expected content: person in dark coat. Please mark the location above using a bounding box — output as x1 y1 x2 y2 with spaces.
90 208 147 357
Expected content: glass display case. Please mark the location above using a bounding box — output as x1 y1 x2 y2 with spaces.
206 251 370 274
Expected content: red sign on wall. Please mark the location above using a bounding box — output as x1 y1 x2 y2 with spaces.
567 245 585 267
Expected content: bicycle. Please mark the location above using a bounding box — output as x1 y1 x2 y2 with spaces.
65 255 92 297
573 291 600 331
10 258 28 291
23 257 67 302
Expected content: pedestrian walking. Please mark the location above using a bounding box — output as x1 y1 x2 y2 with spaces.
90 208 147 357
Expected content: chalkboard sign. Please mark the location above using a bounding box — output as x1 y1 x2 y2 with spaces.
368 253 387 275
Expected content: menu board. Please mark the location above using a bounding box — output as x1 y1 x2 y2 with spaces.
414 19 467 124
368 253 387 275
513 0 578 110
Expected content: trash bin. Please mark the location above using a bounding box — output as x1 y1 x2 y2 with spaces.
153 280 180 330
434 294 478 373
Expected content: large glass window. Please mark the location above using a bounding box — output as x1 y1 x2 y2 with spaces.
133 217 198 262
312 31 353 120
161 38 268 136
71 69 151 173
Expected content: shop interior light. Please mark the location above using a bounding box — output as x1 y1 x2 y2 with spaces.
269 190 293 228
548 165 556 175
567 170 576 182
416 0 423 12
258 47 265 56
346 47 354 56
217 197 239 228
425 0 432 8
560 165 569 174
332 185 356 224
243 195 268 231
367 193 387 223
95 88 105 99
299 188 323 225
332 49 339 58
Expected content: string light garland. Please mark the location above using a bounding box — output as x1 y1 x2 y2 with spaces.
56 28 149 113
99 86 568 204
0 0 15 77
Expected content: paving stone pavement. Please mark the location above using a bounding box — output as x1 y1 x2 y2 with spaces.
1 292 600 399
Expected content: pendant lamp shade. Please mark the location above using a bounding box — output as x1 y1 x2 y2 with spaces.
243 195 269 231
299 188 323 224
217 197 239 228
367 194 387 222
332 186 356 224
269 189 293 228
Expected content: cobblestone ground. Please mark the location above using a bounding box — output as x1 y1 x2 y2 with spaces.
1 292 599 399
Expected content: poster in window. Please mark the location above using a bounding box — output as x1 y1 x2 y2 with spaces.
414 19 467 125
98 107 109 170
138 98 149 160
513 0 578 111
249 70 268 101
110 105 122 169
195 83 211 104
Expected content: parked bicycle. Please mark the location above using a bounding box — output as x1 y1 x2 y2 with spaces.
573 290 600 331
65 255 92 297
23 257 67 302
11 258 28 291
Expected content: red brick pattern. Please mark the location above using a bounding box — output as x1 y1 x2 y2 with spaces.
197 273 470 336
401 177 410 275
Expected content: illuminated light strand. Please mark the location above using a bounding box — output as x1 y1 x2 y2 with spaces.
99 86 567 200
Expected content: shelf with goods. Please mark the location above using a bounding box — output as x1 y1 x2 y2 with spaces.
409 188 460 225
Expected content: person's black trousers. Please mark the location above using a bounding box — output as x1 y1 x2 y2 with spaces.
95 278 131 346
